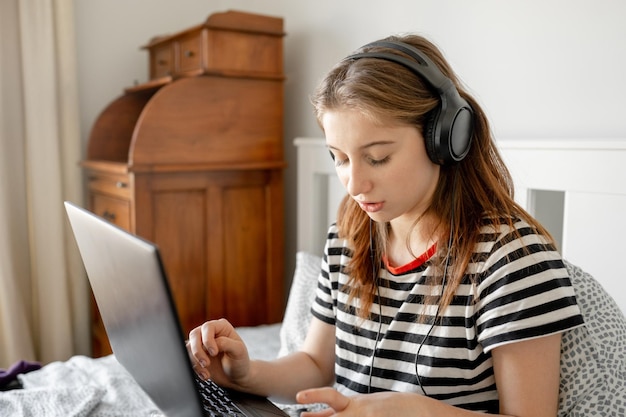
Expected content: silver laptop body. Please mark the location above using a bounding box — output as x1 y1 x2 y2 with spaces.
64 201 288 417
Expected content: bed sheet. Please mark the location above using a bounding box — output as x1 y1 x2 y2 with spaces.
0 354 160 417
237 323 281 361
0 324 282 417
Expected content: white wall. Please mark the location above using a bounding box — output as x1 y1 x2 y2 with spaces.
73 0 626 285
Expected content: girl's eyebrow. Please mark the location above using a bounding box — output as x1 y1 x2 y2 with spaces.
327 140 395 152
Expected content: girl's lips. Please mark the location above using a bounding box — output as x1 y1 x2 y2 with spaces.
358 201 384 213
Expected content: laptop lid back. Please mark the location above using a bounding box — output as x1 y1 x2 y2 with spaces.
64 201 204 417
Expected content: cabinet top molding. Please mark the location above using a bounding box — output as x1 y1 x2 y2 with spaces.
142 10 285 50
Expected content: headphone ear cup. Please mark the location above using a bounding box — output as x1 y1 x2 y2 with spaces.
424 103 473 165
424 109 441 165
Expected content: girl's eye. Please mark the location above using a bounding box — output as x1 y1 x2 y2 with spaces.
328 150 389 167
368 156 390 166
329 151 349 167
334 157 348 167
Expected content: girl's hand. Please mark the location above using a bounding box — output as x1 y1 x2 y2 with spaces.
296 388 418 417
186 318 251 389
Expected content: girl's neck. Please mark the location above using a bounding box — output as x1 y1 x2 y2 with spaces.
387 215 439 268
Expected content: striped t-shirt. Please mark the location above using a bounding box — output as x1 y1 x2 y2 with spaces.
311 217 584 413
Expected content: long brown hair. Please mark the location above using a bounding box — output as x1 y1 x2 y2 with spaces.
310 34 555 319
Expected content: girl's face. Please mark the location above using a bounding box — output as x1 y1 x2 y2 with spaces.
323 109 440 228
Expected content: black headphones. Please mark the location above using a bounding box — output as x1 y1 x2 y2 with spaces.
346 40 474 165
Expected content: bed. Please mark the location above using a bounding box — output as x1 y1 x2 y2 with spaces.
1 136 625 416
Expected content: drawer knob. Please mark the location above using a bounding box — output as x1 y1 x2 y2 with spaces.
115 181 127 188
102 210 116 221
184 50 195 58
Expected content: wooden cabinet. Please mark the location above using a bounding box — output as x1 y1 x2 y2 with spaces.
82 10 285 357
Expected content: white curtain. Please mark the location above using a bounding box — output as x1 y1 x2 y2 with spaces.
0 0 89 367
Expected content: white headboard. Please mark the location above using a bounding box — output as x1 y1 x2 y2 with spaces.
294 137 626 314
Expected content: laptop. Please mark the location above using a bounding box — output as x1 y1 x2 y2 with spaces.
64 201 289 417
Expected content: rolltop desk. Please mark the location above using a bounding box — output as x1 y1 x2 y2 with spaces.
82 10 286 357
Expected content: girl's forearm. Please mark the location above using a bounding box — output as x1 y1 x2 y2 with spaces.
238 351 334 404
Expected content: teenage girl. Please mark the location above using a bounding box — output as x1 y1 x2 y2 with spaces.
188 34 584 416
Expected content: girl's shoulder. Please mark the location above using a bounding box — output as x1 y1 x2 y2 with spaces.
477 215 552 249
472 215 561 276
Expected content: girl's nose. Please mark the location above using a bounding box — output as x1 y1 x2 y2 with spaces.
343 163 372 197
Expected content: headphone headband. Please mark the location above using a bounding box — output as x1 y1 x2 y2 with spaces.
346 40 474 165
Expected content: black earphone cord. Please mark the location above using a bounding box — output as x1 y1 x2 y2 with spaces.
414 214 454 395
368 169 458 396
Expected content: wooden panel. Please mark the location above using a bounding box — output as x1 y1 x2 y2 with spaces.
265 169 285 322
204 10 284 35
151 190 207 334
86 91 156 161
129 76 283 166
206 184 225 324
132 169 284 333
207 30 283 76
222 185 268 324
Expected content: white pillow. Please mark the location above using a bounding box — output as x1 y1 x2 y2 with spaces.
278 251 322 357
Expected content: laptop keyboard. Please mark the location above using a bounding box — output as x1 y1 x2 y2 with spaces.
195 376 245 416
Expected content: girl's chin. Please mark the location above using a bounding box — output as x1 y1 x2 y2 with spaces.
364 212 391 224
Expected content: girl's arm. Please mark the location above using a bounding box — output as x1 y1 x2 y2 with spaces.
297 333 562 417
491 333 561 416
188 316 336 404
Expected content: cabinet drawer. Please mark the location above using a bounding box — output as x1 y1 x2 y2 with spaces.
175 32 204 76
91 194 131 231
87 173 131 199
150 43 173 79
